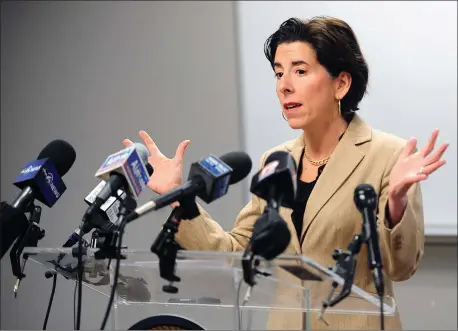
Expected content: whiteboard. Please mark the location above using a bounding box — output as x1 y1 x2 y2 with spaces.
235 1 457 236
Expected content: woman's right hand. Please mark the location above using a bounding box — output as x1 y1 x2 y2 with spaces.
123 130 190 195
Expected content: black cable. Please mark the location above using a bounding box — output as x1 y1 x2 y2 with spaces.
75 205 96 330
380 293 384 330
75 233 84 330
99 228 123 330
100 197 135 330
42 271 57 330
73 279 77 329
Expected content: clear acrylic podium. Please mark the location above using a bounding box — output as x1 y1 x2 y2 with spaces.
23 247 396 330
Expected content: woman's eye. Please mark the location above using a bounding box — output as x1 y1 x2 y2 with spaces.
296 69 307 75
275 72 283 79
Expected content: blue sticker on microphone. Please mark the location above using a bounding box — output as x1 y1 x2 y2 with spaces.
14 158 66 207
125 149 149 197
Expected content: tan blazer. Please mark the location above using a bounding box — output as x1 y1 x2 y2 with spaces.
175 114 425 330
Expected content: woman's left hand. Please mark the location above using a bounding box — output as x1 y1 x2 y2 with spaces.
387 129 449 225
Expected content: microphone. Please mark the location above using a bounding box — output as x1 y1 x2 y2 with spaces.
243 151 297 286
89 143 150 210
74 143 150 331
1 140 76 259
62 143 152 248
354 184 384 298
248 151 297 257
84 180 127 225
250 150 297 209
12 139 76 210
85 162 154 223
140 151 251 295
319 184 384 329
127 151 252 223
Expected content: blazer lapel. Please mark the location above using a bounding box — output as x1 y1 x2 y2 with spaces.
282 134 305 253
300 114 372 243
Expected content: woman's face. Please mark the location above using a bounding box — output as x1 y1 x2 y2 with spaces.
274 41 348 130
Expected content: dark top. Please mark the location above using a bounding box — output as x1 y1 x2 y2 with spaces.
290 149 325 238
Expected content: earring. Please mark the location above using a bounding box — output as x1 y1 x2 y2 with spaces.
282 111 287 121
338 99 342 116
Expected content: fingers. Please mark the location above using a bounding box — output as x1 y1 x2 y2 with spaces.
426 142 449 164
400 137 417 159
123 139 134 147
174 140 191 162
422 159 446 175
420 129 440 157
135 131 190 162
139 130 159 156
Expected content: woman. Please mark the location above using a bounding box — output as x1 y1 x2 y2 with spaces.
124 17 448 330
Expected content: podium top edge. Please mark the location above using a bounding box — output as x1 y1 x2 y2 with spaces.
22 247 326 268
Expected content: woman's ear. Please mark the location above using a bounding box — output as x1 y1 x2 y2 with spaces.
334 71 352 100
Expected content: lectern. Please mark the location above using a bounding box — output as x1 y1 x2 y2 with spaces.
23 247 396 330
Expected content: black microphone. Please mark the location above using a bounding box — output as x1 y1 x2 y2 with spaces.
85 143 150 217
248 151 297 257
62 163 153 248
250 150 297 209
12 139 76 211
127 151 253 222
354 184 384 298
242 151 297 286
1 140 76 259
62 143 152 248
85 162 154 223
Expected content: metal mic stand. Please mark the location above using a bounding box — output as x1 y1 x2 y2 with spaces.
242 206 280 287
320 220 385 329
150 198 200 294
10 203 45 297
320 233 363 319
94 194 137 261
241 249 262 287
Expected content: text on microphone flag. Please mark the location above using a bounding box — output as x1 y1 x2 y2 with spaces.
199 155 232 177
13 158 66 207
125 151 149 197
95 146 134 176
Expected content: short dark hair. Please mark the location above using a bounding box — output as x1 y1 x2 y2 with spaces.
264 16 369 116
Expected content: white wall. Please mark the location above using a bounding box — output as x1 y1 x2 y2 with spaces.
235 1 457 236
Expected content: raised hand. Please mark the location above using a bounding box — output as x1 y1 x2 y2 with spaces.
123 130 190 195
387 129 448 223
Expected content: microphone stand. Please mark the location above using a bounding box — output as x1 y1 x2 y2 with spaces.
320 223 385 330
150 197 200 294
242 203 286 287
319 233 363 322
10 203 45 298
240 206 282 331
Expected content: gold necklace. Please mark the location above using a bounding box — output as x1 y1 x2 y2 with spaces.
304 151 330 166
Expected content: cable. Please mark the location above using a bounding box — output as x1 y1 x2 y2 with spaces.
42 271 57 330
100 196 135 330
235 277 243 330
380 293 384 330
75 234 84 330
235 276 255 330
99 228 123 330
75 207 96 330
73 279 77 330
